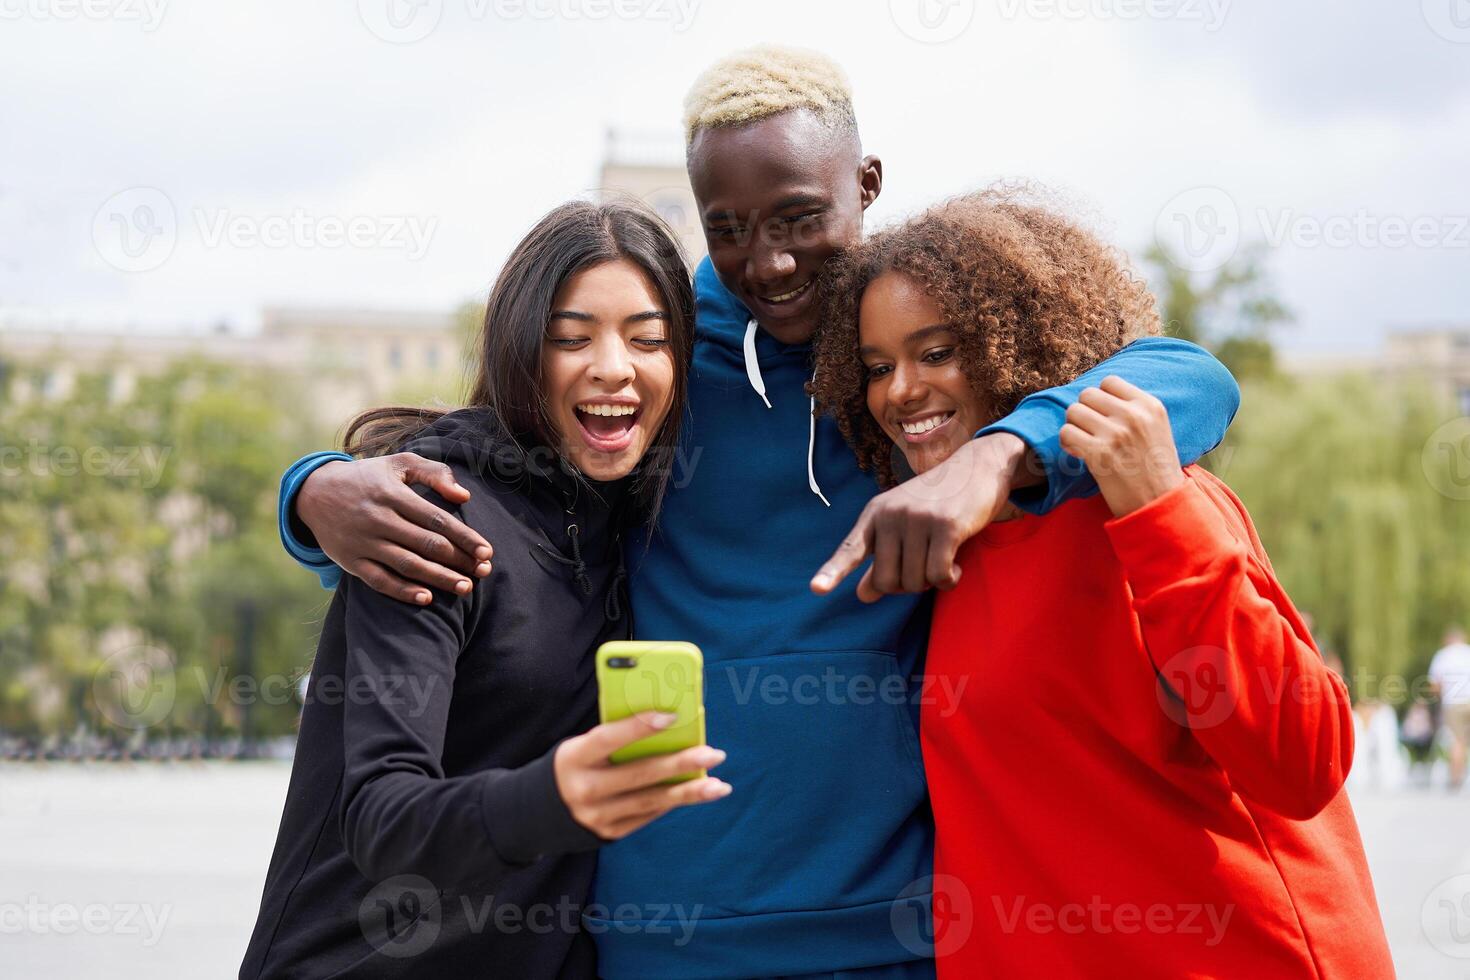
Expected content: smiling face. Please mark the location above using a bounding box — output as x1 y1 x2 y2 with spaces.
859 271 990 476
541 258 677 482
688 109 880 345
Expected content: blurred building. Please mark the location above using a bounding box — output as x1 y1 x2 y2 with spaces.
1384 328 1470 416
596 128 705 264
0 307 465 428
1279 327 1470 415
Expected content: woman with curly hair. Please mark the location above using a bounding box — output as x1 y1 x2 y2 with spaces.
810 188 1394 978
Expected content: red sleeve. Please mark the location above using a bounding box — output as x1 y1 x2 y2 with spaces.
1103 467 1354 819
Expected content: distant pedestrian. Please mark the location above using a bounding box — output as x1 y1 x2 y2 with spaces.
1429 626 1470 789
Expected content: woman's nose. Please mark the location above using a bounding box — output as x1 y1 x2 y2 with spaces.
589 337 635 386
889 363 926 407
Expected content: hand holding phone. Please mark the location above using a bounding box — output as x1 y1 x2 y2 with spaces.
553 711 730 841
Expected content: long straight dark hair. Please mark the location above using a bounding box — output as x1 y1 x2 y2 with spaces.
344 198 695 521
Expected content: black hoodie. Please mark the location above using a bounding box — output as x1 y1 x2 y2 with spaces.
240 409 630 979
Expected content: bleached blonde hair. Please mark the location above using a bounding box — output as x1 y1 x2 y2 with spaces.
682 45 858 147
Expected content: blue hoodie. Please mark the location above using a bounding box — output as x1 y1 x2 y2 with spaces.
277 256 1240 979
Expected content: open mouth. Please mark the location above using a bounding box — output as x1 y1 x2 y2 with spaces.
574 402 641 453
897 411 956 444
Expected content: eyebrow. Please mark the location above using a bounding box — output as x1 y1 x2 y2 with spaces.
858 323 954 356
548 309 668 324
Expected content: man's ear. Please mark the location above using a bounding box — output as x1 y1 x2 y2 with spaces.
859 155 883 210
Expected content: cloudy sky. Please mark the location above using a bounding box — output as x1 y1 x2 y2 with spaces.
3 0 1467 354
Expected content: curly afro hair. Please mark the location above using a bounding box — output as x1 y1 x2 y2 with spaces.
808 185 1162 488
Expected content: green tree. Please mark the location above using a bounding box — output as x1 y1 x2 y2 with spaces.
1143 242 1293 382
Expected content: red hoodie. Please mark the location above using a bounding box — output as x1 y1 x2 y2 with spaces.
922 466 1394 978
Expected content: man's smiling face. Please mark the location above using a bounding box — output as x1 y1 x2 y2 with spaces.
688 108 881 346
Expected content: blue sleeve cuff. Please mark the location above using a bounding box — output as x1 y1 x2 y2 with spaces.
278 451 353 590
976 337 1240 517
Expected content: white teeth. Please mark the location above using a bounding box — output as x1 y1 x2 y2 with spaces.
577 403 637 417
766 282 810 303
901 413 953 435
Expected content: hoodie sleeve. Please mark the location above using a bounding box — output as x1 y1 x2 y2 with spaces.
977 337 1240 515
277 450 352 590
336 490 603 890
1103 470 1354 820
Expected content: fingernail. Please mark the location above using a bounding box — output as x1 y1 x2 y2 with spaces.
706 781 732 798
812 573 831 588
476 562 492 576
475 547 492 561
649 712 677 729
701 749 726 765
453 483 468 495
455 580 471 594
415 591 431 604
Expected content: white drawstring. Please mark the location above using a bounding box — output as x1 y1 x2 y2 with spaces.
742 318 829 507
743 318 771 409
808 394 831 507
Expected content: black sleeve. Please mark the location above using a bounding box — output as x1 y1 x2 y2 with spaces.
336 494 602 890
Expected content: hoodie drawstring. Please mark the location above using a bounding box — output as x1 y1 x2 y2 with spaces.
743 318 830 508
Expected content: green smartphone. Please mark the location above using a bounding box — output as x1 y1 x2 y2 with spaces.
596 640 706 782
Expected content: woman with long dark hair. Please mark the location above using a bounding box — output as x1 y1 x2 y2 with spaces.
241 199 729 979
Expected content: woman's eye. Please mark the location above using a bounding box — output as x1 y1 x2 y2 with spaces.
549 337 588 349
865 364 892 381
922 347 955 364
634 337 669 349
